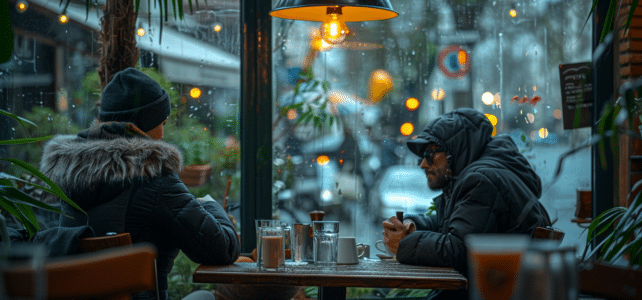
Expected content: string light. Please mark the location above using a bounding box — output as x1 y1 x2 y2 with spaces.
137 28 146 37
59 15 68 24
16 0 28 13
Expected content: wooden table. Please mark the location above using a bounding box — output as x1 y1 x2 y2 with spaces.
193 259 468 300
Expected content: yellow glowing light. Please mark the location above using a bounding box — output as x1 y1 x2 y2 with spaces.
485 114 498 126
137 28 145 37
214 24 222 32
526 113 535 123
539 128 549 139
321 14 348 44
405 98 420 111
287 108 297 120
481 92 495 105
317 155 330 166
533 85 537 92
509 9 517 18
457 50 467 65
431 88 445 100
368 69 393 103
400 123 414 136
16 1 28 12
553 109 562 119
190 87 201 99
59 15 68 24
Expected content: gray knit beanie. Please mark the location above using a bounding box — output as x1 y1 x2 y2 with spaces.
99 68 171 132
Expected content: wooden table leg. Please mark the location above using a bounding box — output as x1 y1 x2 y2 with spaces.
318 286 346 300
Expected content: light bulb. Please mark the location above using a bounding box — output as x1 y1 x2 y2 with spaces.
321 14 348 45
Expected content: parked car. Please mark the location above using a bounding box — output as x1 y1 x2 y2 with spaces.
370 165 442 222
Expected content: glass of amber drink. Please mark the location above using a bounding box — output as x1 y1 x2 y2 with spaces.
466 234 530 300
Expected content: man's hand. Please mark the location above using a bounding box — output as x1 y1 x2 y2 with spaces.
381 217 415 255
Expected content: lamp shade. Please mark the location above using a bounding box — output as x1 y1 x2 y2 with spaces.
270 0 398 22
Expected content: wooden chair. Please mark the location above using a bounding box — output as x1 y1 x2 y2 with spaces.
78 232 133 254
532 226 565 242
2 243 157 300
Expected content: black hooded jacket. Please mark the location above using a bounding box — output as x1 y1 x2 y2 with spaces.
39 123 240 300
399 108 551 279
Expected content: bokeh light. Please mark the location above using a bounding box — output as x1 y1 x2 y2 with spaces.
59 15 68 24
431 88 445 100
137 28 145 37
368 69 393 103
400 123 414 136
526 113 535 123
509 9 517 17
481 92 494 105
457 50 467 65
287 109 297 120
16 1 28 12
405 97 420 111
539 128 549 138
190 87 201 99
214 24 222 32
317 155 330 166
485 113 497 126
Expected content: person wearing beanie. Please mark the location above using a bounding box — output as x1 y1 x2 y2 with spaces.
39 67 239 300
381 108 551 300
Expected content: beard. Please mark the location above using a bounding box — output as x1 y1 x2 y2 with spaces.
427 173 449 190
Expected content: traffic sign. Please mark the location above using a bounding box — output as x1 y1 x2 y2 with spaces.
438 45 470 79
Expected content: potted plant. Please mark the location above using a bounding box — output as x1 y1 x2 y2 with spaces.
164 117 214 187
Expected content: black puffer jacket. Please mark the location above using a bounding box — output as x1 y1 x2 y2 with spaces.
40 123 240 300
399 108 551 280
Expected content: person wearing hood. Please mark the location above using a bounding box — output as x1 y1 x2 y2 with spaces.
381 108 551 299
39 68 240 300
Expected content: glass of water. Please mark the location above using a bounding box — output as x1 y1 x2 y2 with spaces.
312 221 340 267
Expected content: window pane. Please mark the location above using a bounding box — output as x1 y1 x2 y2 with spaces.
271 0 592 254
2 0 241 250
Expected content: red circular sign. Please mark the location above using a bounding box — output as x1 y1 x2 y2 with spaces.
438 45 471 79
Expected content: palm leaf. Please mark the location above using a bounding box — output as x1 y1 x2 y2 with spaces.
0 159 85 215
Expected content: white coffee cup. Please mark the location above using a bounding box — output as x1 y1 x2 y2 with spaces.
337 237 360 265
357 244 370 259
375 240 393 256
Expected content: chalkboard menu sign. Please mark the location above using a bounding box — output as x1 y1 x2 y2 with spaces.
559 62 593 129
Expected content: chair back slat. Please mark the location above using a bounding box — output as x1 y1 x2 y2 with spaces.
532 226 565 242
78 232 132 253
3 243 157 300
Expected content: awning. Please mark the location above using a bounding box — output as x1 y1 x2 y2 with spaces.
29 0 240 89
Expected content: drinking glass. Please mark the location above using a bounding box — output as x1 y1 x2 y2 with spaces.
466 234 530 300
255 220 287 268
259 226 285 271
292 223 311 264
312 221 340 267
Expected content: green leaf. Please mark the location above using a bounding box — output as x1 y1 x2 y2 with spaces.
0 185 66 216
0 198 39 237
0 159 86 215
627 0 640 31
581 0 600 42
0 109 38 132
599 0 618 43
0 135 54 145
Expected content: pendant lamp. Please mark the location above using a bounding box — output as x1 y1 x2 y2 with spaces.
269 0 398 22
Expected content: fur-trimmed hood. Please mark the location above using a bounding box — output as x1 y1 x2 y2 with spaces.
40 131 182 195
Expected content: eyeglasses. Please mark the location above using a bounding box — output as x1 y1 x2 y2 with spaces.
422 147 445 166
